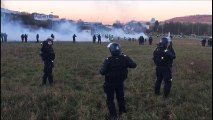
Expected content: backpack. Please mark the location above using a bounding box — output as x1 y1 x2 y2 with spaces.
108 55 126 71
106 55 128 83
153 47 168 66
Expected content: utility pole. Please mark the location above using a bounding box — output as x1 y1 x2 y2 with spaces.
162 24 164 33
197 24 199 36
50 12 53 30
192 25 194 34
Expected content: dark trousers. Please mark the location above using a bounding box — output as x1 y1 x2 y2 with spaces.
98 39 101 44
155 66 172 97
104 83 126 117
43 61 54 85
202 43 205 46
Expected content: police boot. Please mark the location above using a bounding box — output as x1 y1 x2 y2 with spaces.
119 106 127 116
163 79 172 97
107 101 117 119
117 100 126 115
42 75 48 85
110 116 118 120
48 75 54 85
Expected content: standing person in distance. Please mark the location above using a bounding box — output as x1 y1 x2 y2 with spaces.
201 38 206 47
21 34 24 43
97 34 102 44
149 36 153 45
36 34 39 43
24 34 28 43
153 37 176 97
93 34 96 43
40 38 55 85
51 33 54 44
73 34 77 43
100 42 137 119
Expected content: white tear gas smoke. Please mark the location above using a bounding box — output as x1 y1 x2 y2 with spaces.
1 19 148 42
1 20 107 42
167 32 172 42
108 28 148 40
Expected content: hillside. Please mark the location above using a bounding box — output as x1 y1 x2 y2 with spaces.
165 15 212 24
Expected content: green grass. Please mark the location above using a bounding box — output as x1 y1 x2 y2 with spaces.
1 38 212 120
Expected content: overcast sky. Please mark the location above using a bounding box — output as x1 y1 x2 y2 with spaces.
1 0 212 24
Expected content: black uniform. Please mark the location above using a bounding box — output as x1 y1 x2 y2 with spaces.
97 34 101 44
149 36 153 45
40 40 55 85
3 33 7 42
1 33 3 42
93 35 96 43
139 36 144 45
201 38 206 46
100 53 137 118
153 41 176 97
73 34 77 43
21 34 24 43
51 34 54 39
24 34 28 43
207 38 212 47
51 34 55 44
36 34 39 43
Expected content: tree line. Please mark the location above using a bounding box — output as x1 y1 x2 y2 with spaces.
153 21 212 36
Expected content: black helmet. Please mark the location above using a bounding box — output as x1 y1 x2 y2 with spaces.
159 37 169 47
107 42 121 55
46 37 53 45
46 37 53 42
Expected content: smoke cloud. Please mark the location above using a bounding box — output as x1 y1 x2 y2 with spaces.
1 18 148 42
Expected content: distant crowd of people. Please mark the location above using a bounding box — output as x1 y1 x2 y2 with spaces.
20 33 55 43
1 33 7 42
21 34 28 43
2 32 212 48
201 37 212 47
125 35 153 45
92 34 102 44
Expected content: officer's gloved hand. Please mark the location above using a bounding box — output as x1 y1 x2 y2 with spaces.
164 49 168 52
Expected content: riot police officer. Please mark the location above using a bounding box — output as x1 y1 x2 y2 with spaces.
149 36 153 45
201 38 206 46
93 35 96 43
97 34 101 44
40 38 55 85
51 34 55 44
100 42 137 119
24 34 28 43
21 34 24 43
36 34 39 43
207 37 212 47
153 37 176 97
73 34 77 43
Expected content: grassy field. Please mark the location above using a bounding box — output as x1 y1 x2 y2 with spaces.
1 38 212 120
